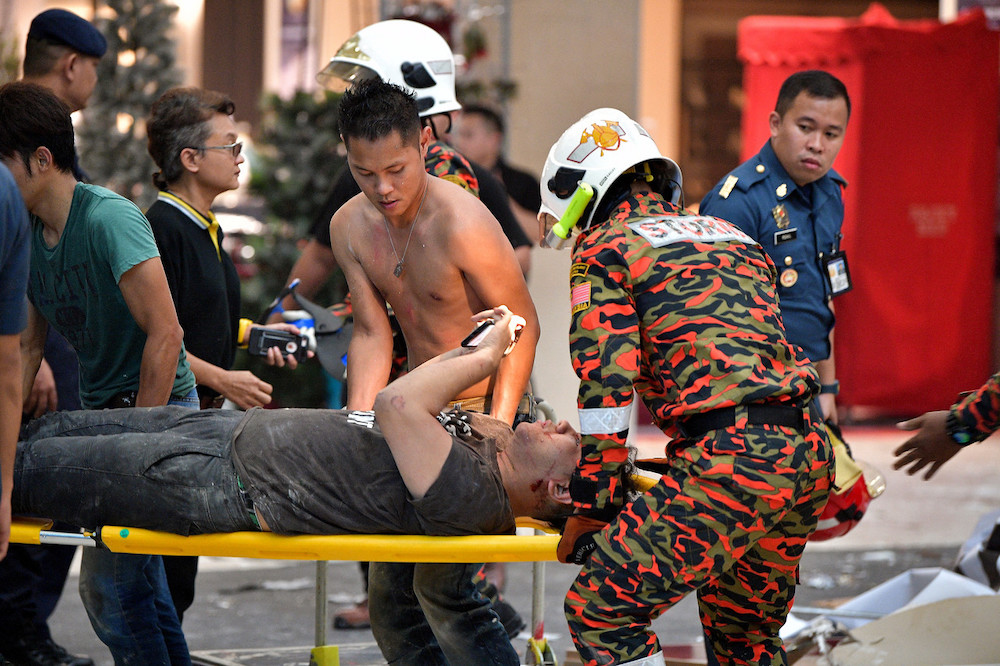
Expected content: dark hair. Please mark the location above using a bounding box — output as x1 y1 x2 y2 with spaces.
533 498 575 531
461 103 505 136
775 70 851 120
338 78 421 150
536 451 641 530
147 87 236 190
0 82 75 174
22 36 71 78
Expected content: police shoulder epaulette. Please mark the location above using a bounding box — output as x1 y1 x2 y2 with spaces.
718 160 768 200
719 174 738 199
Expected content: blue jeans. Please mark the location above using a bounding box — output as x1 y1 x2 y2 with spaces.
368 561 518 666
79 550 189 665
79 389 198 666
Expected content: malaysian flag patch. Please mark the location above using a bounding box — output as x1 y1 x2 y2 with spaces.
571 281 592 314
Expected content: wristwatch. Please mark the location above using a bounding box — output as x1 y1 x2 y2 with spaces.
820 380 840 395
945 409 980 447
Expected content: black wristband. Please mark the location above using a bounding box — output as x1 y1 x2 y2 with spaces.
945 409 980 447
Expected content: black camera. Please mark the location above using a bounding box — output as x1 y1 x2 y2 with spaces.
247 327 310 362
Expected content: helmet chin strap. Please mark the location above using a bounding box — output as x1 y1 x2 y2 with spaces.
421 114 452 141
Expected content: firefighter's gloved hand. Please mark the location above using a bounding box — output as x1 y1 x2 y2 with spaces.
557 515 609 564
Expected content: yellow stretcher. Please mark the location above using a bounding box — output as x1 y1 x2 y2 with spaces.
8 517 565 666
10 521 559 561
8 476 661 665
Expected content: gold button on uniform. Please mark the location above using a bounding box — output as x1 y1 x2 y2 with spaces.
756 164 765 173
784 256 793 266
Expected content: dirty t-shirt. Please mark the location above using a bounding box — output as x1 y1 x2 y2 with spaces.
231 407 515 537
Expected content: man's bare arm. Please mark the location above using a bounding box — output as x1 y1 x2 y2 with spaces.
20 303 46 399
816 303 837 423
376 306 522 498
24 359 58 418
453 213 539 423
329 209 394 410
118 257 185 407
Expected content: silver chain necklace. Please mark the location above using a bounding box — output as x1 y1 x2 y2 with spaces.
383 180 429 278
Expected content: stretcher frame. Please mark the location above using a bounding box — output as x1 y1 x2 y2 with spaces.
9 517 562 666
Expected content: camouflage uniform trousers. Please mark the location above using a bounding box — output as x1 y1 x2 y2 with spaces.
565 409 833 666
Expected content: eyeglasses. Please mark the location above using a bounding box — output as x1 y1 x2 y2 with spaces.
190 141 242 158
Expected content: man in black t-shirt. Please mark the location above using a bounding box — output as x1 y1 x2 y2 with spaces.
453 103 543 245
14 308 577 538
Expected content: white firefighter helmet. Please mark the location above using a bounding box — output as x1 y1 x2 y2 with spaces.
538 108 682 246
317 19 461 118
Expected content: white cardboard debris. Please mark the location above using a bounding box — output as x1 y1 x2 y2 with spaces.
783 566 997 643
827 595 1000 664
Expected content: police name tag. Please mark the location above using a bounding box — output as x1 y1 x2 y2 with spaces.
628 216 755 247
774 227 798 244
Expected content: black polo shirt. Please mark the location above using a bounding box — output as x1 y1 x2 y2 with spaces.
148 194 241 397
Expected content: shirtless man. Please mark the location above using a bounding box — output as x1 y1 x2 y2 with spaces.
329 78 539 665
332 77 538 425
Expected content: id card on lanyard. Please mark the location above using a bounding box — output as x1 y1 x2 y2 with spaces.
822 250 852 296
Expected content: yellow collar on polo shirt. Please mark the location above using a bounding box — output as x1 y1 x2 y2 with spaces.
157 191 221 261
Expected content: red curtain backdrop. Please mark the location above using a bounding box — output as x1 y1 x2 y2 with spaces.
737 4 1000 414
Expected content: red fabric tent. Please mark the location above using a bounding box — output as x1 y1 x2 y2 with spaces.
738 4 1000 414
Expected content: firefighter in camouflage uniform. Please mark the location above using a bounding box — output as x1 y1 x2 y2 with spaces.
538 109 835 666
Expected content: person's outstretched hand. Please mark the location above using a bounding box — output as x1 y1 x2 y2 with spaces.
893 410 962 480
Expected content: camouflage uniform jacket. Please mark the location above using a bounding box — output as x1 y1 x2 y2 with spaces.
425 140 479 196
951 371 1000 443
568 192 821 514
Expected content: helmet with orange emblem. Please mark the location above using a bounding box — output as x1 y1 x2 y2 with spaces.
316 19 460 118
538 108 682 249
809 422 885 541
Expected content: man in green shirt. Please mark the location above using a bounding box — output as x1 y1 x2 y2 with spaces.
0 81 197 665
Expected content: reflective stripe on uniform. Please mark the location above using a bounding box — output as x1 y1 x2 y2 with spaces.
578 405 632 435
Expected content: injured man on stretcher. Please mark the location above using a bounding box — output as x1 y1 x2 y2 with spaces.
11 307 580 537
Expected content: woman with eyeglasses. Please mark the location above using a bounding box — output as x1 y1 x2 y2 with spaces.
145 87 308 622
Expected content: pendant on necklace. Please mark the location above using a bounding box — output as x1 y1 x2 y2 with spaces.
393 261 404 278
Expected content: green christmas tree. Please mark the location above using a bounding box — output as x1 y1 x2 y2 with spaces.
0 33 19 85
76 0 182 207
239 89 347 408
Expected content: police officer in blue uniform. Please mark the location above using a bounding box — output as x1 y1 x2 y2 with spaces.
701 70 851 424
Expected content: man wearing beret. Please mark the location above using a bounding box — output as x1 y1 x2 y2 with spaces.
22 8 106 180
0 12 106 666
23 8 106 106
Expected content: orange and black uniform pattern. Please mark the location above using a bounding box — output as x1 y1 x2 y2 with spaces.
950 371 1000 443
425 140 479 196
563 192 834 665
